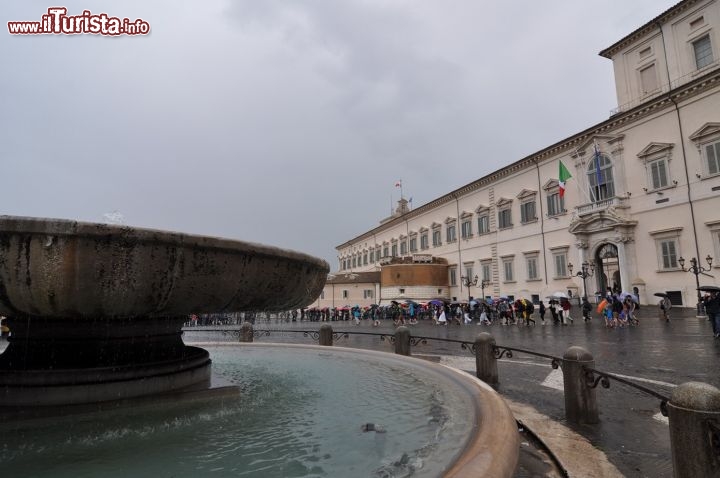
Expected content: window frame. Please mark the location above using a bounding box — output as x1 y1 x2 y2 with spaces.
637 142 674 192
690 124 720 178
480 260 492 283
659 238 679 270
639 62 659 95
477 214 490 234
446 223 457 243
553 252 568 278
649 227 683 271
502 257 514 283
649 157 669 190
649 227 683 272
549 247 570 279
463 263 474 281
692 34 714 70
547 191 564 216
498 208 512 229
432 225 442 247
461 218 473 239
705 140 720 176
587 152 615 201
524 252 540 281
449 266 457 286
520 200 537 224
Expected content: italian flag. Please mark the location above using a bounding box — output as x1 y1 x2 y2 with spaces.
558 161 572 198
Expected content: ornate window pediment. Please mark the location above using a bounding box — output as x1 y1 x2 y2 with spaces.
571 134 625 159
637 142 674 191
460 210 473 219
419 226 429 233
431 222 442 229
475 204 490 214
445 216 457 224
637 142 674 161
648 226 683 237
408 230 417 237
689 122 720 142
496 197 513 208
689 123 720 177
543 179 559 191
516 189 537 200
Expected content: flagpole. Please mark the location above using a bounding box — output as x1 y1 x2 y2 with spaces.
573 149 594 205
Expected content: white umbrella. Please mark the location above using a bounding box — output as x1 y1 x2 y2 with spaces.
620 291 639 303
552 291 569 299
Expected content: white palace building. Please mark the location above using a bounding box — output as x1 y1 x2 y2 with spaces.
318 0 720 311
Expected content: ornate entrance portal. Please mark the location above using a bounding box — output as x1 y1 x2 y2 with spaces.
595 243 620 294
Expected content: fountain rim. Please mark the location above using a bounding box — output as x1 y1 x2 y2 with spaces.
0 215 330 271
225 342 521 478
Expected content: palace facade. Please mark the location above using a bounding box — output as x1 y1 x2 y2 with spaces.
317 0 720 311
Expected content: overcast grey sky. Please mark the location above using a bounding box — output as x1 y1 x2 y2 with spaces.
1 1 678 268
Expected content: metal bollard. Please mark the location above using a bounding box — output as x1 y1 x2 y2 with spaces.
562 346 599 424
668 382 720 477
240 321 254 342
395 326 411 356
474 333 498 384
319 324 334 346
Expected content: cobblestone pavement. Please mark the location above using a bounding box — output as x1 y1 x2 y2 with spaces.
183 306 720 477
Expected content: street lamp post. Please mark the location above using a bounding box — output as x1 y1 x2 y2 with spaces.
460 275 479 303
568 261 595 303
480 279 491 301
678 255 714 317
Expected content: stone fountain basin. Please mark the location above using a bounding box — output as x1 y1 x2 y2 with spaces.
0 215 329 318
0 216 329 404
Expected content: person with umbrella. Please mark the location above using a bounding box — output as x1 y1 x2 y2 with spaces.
701 287 720 338
548 299 559 325
656 293 672 322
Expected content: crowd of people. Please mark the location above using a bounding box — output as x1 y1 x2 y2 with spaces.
179 288 720 339
300 297 579 327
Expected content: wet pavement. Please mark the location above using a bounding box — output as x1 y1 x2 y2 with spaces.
181 307 720 477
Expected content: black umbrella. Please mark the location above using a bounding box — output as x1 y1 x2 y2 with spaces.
654 292 669 298
698 285 720 292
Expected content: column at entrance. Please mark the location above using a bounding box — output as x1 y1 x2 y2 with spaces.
617 241 630 294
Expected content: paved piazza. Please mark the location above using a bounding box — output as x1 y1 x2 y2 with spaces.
182 306 718 477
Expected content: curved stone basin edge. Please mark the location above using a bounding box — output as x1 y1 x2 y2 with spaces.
0 215 330 271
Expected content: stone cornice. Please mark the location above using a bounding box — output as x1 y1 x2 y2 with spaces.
599 0 702 59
